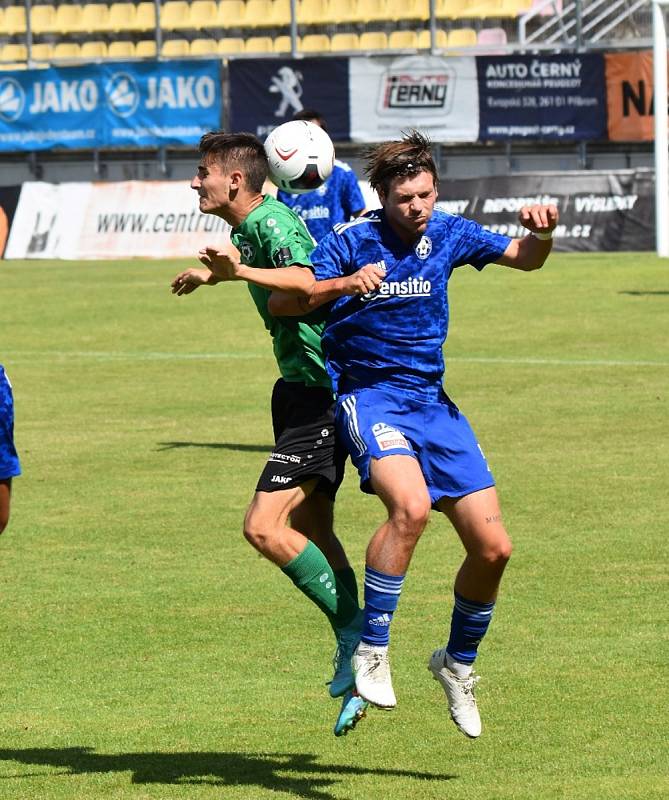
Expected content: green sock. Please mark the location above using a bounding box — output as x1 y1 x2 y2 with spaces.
334 566 359 608
282 541 359 631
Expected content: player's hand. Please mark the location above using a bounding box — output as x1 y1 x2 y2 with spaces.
519 204 559 236
342 263 386 296
171 267 214 295
199 246 244 281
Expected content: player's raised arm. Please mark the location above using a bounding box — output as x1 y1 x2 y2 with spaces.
495 204 559 271
268 263 386 317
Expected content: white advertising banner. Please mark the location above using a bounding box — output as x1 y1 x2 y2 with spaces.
349 54 479 143
5 182 92 259
4 180 231 260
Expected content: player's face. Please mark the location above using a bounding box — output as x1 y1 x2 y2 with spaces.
380 170 437 244
191 158 232 216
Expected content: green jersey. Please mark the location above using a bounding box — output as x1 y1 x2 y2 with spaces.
231 195 331 389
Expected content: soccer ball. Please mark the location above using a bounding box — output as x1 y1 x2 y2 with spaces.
264 120 335 195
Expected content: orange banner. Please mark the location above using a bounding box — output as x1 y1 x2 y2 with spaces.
605 51 659 141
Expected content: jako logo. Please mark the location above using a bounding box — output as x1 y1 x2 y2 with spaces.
0 78 25 122
106 72 140 118
29 78 97 114
270 475 291 484
145 75 216 109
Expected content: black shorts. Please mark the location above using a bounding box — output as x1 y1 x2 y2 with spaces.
256 378 346 499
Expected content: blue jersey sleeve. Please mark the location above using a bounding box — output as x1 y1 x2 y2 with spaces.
448 215 511 271
310 227 352 280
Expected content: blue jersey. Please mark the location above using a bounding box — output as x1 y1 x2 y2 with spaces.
277 160 366 243
312 208 511 398
0 366 21 480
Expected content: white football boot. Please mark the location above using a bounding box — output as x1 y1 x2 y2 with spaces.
428 647 482 738
352 641 397 709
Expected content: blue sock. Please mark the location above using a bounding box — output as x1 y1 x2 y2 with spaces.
360 565 405 647
446 591 496 665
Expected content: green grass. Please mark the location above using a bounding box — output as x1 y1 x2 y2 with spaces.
0 253 667 799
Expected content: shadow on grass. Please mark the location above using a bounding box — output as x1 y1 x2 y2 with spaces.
619 290 669 296
0 748 456 798
157 441 272 453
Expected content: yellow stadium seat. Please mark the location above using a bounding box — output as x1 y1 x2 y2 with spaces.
387 0 428 21
301 33 330 52
435 0 474 19
103 3 135 32
1 43 28 62
189 37 219 55
388 30 419 48
297 0 332 25
189 0 218 29
135 39 158 57
81 40 109 58
217 36 245 53
446 26 477 46
108 40 137 57
30 4 57 35
162 38 191 55
417 27 447 47
357 0 391 23
330 31 359 50
52 42 82 60
359 31 388 49
464 0 516 16
53 3 83 34
216 1 246 28
244 35 274 51
273 35 295 52
30 42 53 62
268 0 292 25
499 0 532 15
4 6 27 35
160 1 191 30
244 0 274 27
79 3 110 34
329 0 364 24
134 2 157 31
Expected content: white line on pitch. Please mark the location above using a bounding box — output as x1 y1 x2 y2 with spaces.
3 351 668 368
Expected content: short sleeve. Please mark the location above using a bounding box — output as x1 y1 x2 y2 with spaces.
449 215 511 271
310 228 350 280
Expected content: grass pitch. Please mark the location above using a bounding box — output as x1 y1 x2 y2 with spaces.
0 252 667 800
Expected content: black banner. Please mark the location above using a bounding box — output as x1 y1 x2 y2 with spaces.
437 170 654 252
0 185 21 258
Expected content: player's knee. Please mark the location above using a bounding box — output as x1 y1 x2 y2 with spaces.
480 533 512 569
243 507 275 553
391 497 431 539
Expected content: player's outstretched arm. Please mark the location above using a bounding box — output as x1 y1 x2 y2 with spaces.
496 204 559 271
268 263 386 317
199 246 315 296
171 267 220 295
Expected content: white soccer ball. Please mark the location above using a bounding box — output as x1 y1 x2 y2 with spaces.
264 120 335 195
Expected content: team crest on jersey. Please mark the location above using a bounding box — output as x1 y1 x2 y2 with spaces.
238 240 256 262
372 422 411 452
415 235 432 260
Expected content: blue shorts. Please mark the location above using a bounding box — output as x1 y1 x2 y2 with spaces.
336 386 494 504
0 367 21 480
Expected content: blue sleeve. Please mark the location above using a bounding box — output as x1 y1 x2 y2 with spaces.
449 216 511 271
311 228 351 280
341 170 366 217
